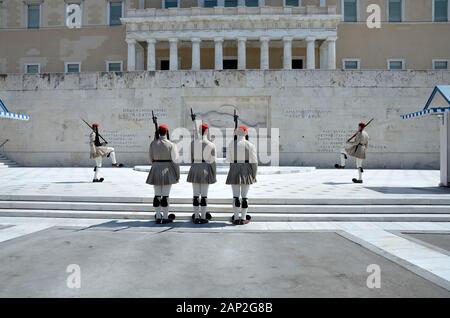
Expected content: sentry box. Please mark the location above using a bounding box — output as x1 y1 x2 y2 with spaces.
402 86 450 187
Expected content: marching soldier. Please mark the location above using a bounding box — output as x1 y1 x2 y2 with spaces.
146 124 180 224
335 122 370 183
187 113 217 224
89 123 123 183
226 125 258 225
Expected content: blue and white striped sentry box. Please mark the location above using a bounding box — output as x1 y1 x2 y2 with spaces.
401 85 450 120
0 98 30 121
401 107 450 119
0 111 31 121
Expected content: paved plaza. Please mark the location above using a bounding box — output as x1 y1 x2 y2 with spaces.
0 217 449 297
0 167 449 297
0 167 449 202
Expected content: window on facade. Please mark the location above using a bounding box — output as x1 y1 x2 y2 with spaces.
204 0 218 7
388 0 402 22
388 60 404 70
107 62 122 72
27 4 40 29
343 59 360 70
225 0 238 6
292 59 303 69
66 63 81 73
25 64 40 74
245 0 259 7
434 0 449 22
165 0 178 8
433 60 449 69
343 0 357 22
109 1 123 26
285 0 300 6
223 59 238 69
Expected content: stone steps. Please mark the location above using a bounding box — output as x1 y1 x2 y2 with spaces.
1 201 450 214
0 154 19 167
1 195 450 205
134 165 316 175
0 208 449 222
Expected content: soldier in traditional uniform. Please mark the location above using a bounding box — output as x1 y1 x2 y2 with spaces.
335 122 369 183
226 125 258 225
146 124 180 224
187 121 217 224
89 123 123 183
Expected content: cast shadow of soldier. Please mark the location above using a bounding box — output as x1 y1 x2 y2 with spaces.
81 219 234 231
365 186 450 195
324 182 450 194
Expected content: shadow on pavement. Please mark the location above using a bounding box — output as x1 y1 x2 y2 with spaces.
53 181 93 184
366 186 450 195
323 182 355 185
81 219 234 231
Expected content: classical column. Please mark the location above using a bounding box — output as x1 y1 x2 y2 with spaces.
305 36 316 70
237 37 247 70
260 37 270 70
191 38 201 71
126 39 136 71
326 36 337 70
147 39 156 71
283 36 293 70
214 37 224 71
169 38 178 71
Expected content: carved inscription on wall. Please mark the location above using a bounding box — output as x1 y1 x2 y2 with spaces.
118 107 168 122
283 108 332 119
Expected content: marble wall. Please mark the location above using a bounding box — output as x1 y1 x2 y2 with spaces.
0 70 448 168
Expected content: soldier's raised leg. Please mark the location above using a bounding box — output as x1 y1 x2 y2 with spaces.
106 147 122 167
335 149 347 169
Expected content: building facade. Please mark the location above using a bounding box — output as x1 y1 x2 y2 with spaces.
0 0 449 74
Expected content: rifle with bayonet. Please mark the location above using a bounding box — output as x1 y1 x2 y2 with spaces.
347 118 374 143
81 118 108 144
233 109 239 141
190 108 198 140
152 110 159 140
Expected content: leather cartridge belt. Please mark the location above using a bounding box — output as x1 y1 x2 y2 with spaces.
153 160 172 162
192 160 207 163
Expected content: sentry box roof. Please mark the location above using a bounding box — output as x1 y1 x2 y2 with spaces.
401 85 450 119
0 98 30 121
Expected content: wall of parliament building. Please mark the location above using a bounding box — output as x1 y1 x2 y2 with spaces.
0 0 449 74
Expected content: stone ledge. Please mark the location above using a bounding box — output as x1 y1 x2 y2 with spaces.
0 70 449 91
